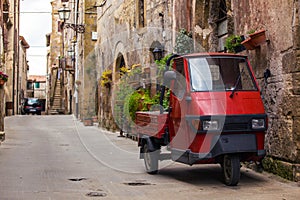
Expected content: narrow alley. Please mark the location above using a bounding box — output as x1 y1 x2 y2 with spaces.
0 115 299 199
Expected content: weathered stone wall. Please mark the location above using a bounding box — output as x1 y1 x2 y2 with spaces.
232 0 300 167
96 0 173 131
0 1 5 132
79 0 98 120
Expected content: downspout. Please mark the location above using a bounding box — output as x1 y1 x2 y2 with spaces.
75 0 79 118
14 2 20 114
12 0 17 115
159 54 179 113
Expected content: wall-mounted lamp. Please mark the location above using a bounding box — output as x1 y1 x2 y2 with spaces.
58 5 85 33
152 46 164 61
67 46 75 57
58 5 71 21
94 0 107 8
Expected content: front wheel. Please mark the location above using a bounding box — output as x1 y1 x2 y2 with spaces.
143 143 159 174
223 154 240 186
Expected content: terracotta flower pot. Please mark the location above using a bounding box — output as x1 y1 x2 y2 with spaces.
0 79 5 86
249 30 266 47
83 118 93 126
241 38 256 50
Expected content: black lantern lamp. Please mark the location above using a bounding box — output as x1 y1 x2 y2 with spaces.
153 46 164 61
67 46 75 57
58 4 85 33
58 5 71 21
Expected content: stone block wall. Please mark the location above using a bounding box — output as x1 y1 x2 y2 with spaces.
96 0 173 131
79 0 98 120
232 0 300 179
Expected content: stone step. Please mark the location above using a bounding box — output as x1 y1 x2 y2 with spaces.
52 104 61 108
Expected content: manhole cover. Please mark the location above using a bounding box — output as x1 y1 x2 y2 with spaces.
124 182 152 186
68 178 87 182
86 192 107 197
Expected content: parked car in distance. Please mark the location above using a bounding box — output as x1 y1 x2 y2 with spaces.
21 98 42 115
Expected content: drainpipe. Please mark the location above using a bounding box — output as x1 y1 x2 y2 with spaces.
159 54 179 113
12 0 18 115
74 0 79 118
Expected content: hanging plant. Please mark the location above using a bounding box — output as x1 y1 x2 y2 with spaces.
0 71 8 82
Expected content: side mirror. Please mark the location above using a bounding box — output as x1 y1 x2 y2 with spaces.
164 71 176 81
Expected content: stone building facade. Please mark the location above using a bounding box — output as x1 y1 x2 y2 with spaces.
76 0 98 121
95 0 174 130
18 36 30 111
231 0 300 180
0 0 7 136
47 0 98 117
1 0 26 140
48 0 61 108
5 0 20 116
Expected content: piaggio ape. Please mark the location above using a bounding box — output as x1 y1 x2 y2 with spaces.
136 53 267 186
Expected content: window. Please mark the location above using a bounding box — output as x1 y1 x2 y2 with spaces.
172 58 186 100
216 0 229 51
35 82 40 89
138 0 145 27
219 0 227 21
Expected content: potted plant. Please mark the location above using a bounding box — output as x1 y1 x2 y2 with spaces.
249 29 266 47
0 71 8 85
241 29 267 50
225 35 245 53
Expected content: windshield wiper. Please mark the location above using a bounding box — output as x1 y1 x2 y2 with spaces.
230 68 245 98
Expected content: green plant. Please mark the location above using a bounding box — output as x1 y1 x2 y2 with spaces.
113 63 143 130
174 29 194 54
247 29 256 34
127 90 143 121
129 64 142 75
155 54 173 84
113 62 172 131
225 35 243 53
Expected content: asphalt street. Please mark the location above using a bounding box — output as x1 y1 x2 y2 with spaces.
0 115 299 200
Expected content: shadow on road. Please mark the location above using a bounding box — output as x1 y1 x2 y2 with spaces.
157 164 268 187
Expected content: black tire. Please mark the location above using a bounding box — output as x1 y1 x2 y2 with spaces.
143 143 159 174
223 154 240 186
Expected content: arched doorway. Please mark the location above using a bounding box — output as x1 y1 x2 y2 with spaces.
115 53 126 82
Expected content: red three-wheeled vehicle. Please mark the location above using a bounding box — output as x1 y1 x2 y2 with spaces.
136 53 267 186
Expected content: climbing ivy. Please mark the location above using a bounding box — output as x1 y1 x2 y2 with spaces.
174 29 194 54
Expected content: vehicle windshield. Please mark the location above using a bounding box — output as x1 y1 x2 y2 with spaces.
27 98 40 105
188 56 258 92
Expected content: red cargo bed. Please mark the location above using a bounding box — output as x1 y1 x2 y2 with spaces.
135 111 168 138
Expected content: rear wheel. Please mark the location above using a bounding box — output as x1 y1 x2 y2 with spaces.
143 143 159 174
223 154 240 186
